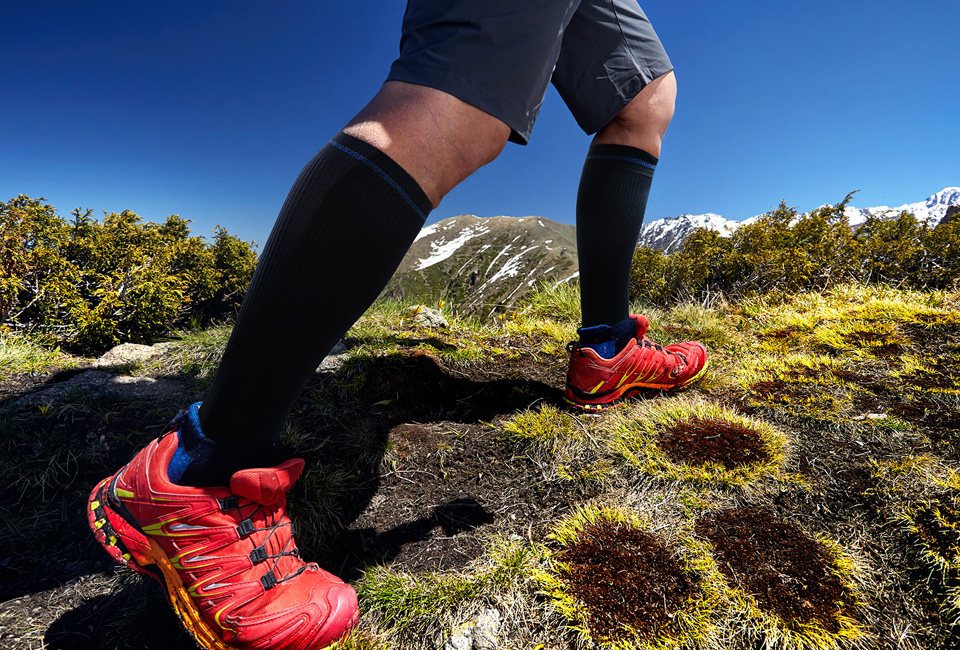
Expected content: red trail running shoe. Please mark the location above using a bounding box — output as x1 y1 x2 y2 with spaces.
87 420 358 650
564 314 708 411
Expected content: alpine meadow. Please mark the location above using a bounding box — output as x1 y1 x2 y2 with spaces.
2 190 960 650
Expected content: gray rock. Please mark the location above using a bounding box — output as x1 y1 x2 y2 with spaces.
317 340 349 373
443 609 500 650
14 369 187 408
94 343 164 368
403 305 449 329
472 609 501 650
444 627 473 650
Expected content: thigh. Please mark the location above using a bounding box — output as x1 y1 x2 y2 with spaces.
386 0 581 145
553 0 674 135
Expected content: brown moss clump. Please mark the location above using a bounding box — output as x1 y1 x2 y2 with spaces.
696 507 856 632
559 520 700 642
658 417 769 470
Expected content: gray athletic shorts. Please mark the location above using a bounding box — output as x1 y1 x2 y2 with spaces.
386 0 673 144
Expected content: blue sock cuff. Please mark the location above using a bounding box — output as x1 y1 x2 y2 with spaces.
578 317 636 359
609 316 636 348
578 324 616 359
168 402 213 483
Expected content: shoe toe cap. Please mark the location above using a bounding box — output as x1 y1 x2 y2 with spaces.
311 584 359 648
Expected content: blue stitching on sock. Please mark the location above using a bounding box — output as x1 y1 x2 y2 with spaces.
585 154 657 171
329 140 428 222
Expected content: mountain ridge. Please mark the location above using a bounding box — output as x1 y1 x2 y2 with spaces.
384 214 578 316
388 188 959 311
639 186 960 252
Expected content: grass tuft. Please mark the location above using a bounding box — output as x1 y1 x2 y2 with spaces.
0 332 77 378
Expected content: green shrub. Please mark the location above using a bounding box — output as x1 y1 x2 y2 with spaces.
0 195 257 353
630 193 960 306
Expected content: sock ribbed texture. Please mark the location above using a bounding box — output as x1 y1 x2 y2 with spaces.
198 133 432 445
168 402 278 487
576 143 657 329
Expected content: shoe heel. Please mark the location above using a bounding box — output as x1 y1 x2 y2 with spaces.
87 478 159 579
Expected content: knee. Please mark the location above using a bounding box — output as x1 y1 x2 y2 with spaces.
450 128 509 176
345 81 510 206
596 70 676 150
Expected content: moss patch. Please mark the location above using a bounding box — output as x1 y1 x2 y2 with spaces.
658 417 769 470
609 398 791 489
696 507 856 632
559 520 700 642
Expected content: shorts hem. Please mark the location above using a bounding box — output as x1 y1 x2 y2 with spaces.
387 60 535 145
578 63 675 136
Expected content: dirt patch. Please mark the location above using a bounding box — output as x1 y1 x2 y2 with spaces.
658 417 769 470
901 317 960 349
301 423 586 580
0 366 90 404
558 521 699 642
325 349 565 424
748 380 793 402
696 507 856 632
280 347 585 579
759 327 800 340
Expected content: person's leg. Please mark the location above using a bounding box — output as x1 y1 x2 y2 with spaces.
563 70 706 410
92 3 581 648
186 82 509 485
554 2 706 409
576 70 676 334
87 82 511 650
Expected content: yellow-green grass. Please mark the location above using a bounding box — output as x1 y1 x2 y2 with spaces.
606 396 796 490
0 332 78 378
142 320 234 382
498 403 610 483
356 537 548 647
718 283 960 426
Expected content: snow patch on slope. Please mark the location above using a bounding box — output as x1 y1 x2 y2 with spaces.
415 223 491 270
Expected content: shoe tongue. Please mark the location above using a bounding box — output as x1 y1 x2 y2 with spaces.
230 458 305 505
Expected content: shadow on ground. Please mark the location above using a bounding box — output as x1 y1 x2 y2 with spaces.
1 343 572 648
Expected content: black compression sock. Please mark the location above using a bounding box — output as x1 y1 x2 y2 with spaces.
198 133 432 445
576 143 657 328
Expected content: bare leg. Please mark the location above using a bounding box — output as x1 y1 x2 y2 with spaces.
345 81 511 207
592 70 676 154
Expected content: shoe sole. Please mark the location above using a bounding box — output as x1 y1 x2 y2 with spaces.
564 359 710 412
88 477 241 650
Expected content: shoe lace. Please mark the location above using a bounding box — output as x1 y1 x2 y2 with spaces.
219 496 310 590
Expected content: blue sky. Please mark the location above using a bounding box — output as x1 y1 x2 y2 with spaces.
3 1 958 248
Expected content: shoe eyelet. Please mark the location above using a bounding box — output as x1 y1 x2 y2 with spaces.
250 546 268 565
260 570 279 590
237 518 255 537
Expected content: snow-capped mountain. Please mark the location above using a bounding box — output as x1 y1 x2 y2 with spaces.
638 187 960 252
636 213 738 253
385 214 578 316
842 187 960 228
388 188 958 314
